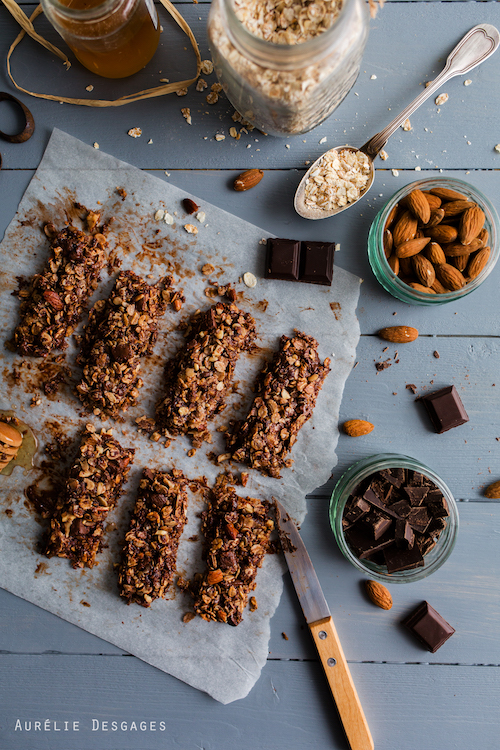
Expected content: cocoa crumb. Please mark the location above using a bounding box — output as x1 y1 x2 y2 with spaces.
282 632 289 640
375 359 392 372
116 187 127 201
80 600 91 607
433 350 440 358
182 612 196 623
406 383 418 394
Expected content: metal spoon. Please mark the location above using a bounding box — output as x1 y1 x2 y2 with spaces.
294 23 500 220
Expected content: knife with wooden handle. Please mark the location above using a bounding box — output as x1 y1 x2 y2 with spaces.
275 500 374 750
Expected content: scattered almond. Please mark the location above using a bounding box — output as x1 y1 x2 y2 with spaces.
343 419 374 437
234 168 264 191
484 480 500 499
365 580 393 610
378 325 419 343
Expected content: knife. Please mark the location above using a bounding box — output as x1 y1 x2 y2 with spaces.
275 499 374 750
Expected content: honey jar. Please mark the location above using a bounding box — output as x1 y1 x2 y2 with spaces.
40 0 160 78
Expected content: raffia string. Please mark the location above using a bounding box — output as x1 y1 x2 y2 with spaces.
1 0 201 106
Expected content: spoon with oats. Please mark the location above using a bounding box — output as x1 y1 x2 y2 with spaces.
294 23 499 220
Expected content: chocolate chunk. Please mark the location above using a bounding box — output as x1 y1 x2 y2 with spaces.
379 467 405 488
420 385 469 433
404 486 428 506
345 526 394 560
265 239 300 281
363 487 400 518
388 499 412 518
360 512 392 540
395 519 414 549
407 506 431 533
402 601 455 652
299 241 334 286
344 497 370 525
384 544 424 573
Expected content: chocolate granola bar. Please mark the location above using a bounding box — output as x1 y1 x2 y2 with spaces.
193 474 273 626
76 271 181 420
118 468 188 607
225 330 330 477
44 424 134 568
13 226 107 357
155 302 256 447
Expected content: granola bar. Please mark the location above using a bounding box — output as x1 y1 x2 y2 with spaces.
225 330 330 477
118 468 188 607
13 226 107 357
76 271 181 419
44 424 134 568
193 475 273 626
155 302 256 447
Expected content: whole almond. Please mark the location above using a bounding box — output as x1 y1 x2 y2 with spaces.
484 479 500 499
442 199 471 218
459 204 485 245
385 203 399 229
207 569 224 584
425 208 445 228
343 419 374 437
364 580 393 610
435 263 466 291
421 192 442 209
407 189 431 224
378 325 419 343
383 229 393 258
412 254 435 287
451 254 468 272
431 278 449 294
388 254 399 275
443 238 483 257
430 187 469 202
395 236 431 258
426 241 446 265
408 282 436 294
392 211 418 246
233 168 264 191
182 197 199 214
43 290 64 310
478 227 489 246
399 256 413 277
428 224 458 244
467 247 490 279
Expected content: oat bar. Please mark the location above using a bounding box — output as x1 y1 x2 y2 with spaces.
44 424 134 568
225 330 330 477
155 302 256 447
13 226 107 357
118 468 188 607
193 474 273 626
76 271 180 419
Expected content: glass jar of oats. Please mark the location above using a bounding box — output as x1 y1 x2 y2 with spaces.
207 0 369 136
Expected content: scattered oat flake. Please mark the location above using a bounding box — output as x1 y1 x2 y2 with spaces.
181 107 192 124
415 166 421 171
201 59 214 75
391 169 399 177
494 144 500 153
319 136 327 144
243 272 257 288
160 78 170 83
155 209 165 221
196 78 207 91
127 127 142 138
464 79 472 86
148 139 153 144
86 85 94 92
229 126 238 138
370 74 377 80
379 150 388 161
285 144 290 149
401 118 412 131
184 224 198 234
215 134 225 141
164 212 174 225
435 93 449 106
196 211 206 223
93 142 99 149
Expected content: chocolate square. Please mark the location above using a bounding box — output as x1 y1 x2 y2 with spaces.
420 385 469 433
384 544 424 573
265 238 300 281
299 241 334 286
402 601 455 652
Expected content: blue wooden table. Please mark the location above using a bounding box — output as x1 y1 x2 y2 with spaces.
1 1 499 748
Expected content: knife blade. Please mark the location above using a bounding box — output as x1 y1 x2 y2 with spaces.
276 500 374 750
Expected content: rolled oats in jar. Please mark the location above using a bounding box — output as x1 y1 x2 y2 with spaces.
207 0 369 136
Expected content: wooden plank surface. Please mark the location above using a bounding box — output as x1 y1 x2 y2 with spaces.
1 0 499 747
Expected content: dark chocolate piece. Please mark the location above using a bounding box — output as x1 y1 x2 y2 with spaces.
395 519 414 549
407 506 431 533
402 601 455 652
420 385 469 433
404 486 428 506
265 239 300 281
300 241 334 286
384 545 424 573
379 467 405 488
360 512 392 540
344 497 370 525
345 526 394 560
388 499 412 518
363 487 400 518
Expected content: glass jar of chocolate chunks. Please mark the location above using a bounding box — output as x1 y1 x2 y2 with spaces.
207 0 369 136
329 454 459 583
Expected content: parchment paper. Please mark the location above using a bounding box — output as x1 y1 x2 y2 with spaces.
0 129 361 704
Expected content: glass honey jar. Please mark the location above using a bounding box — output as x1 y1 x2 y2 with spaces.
41 0 160 78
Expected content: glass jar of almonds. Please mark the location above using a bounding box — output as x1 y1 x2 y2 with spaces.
207 0 369 136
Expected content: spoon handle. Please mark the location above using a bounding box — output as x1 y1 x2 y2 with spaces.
361 23 500 158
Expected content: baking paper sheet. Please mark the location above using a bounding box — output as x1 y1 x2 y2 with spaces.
0 129 360 704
